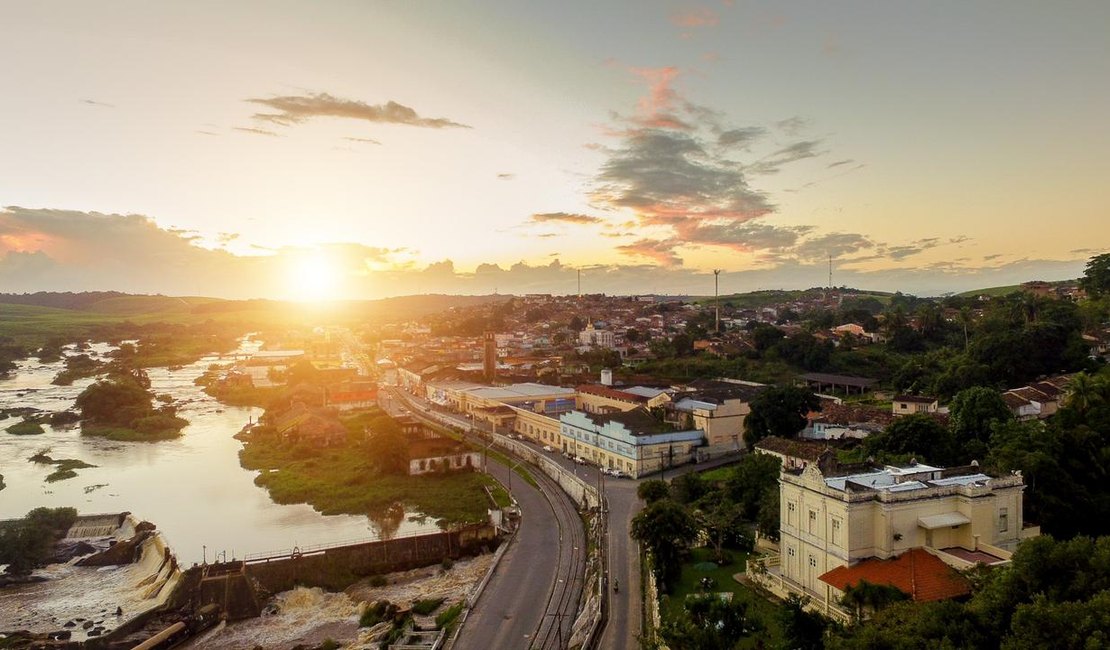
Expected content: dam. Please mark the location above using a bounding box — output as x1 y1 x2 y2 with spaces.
0 512 502 648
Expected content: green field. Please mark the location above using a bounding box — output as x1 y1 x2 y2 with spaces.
240 435 508 525
956 284 1022 298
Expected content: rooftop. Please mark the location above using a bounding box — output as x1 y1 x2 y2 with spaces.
819 548 972 602
823 464 993 495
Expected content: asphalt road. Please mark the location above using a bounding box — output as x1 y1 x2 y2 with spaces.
385 389 584 649
383 387 741 649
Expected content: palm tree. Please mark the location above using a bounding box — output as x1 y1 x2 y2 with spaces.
1065 372 1105 414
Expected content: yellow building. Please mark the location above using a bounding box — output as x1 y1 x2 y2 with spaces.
751 460 1036 620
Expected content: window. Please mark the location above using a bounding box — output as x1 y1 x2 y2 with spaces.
808 510 817 534
831 518 841 545
808 556 817 568
999 507 1009 533
787 501 796 526
787 547 796 557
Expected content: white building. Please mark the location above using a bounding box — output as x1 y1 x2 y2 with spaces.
578 321 616 348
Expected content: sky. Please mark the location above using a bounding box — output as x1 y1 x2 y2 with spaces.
1 1 1107 300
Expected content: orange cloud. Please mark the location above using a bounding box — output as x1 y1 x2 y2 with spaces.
670 7 719 28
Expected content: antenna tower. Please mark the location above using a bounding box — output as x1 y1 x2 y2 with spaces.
713 269 722 333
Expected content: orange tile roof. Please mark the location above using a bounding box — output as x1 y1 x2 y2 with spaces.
818 548 971 602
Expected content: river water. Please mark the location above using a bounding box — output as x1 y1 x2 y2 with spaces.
0 340 437 566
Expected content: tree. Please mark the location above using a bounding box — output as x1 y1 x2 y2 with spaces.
864 414 958 466
949 386 1012 457
637 479 670 504
631 499 698 591
75 378 155 426
658 594 762 649
778 595 830 650
365 421 408 475
670 472 708 504
0 507 78 576
743 385 820 448
1063 371 1108 414
725 453 781 519
693 496 750 563
1079 252 1110 298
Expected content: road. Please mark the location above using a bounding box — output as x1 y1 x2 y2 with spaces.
382 387 741 649
384 389 584 649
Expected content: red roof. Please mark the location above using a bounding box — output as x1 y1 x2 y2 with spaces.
819 548 971 602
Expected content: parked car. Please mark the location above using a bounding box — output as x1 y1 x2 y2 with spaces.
574 456 588 465
542 445 554 452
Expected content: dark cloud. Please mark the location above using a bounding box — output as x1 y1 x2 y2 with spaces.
593 128 773 224
531 212 602 225
233 127 281 137
775 116 808 135
792 232 875 261
246 93 469 129
748 140 825 175
717 127 766 148
827 159 853 168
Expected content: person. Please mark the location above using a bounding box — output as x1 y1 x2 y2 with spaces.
613 579 619 593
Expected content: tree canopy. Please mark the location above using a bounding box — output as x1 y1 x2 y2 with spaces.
743 385 821 448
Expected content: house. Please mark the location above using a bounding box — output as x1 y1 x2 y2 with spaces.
803 403 892 441
892 395 940 416
749 460 1037 622
665 380 766 450
559 408 704 478
408 438 481 475
578 321 616 348
754 436 830 471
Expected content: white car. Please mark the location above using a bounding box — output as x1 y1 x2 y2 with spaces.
574 456 588 465
542 445 554 452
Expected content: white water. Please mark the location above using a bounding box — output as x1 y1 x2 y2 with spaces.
0 520 181 640
0 340 437 567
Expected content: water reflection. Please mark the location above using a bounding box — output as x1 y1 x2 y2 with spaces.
0 340 438 564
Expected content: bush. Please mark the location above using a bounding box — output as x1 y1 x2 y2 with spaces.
440 557 454 571
359 600 398 627
6 421 45 435
412 598 445 616
435 602 464 630
368 574 388 587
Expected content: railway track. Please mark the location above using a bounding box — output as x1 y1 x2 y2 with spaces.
529 467 586 649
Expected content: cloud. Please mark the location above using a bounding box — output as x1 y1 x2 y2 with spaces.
0 206 1091 299
670 7 719 28
531 212 602 225
617 238 683 266
196 130 221 137
234 127 281 137
775 116 808 136
827 159 853 168
80 99 115 108
629 66 690 130
747 140 825 175
497 173 516 180
343 136 382 145
717 127 766 148
246 93 469 129
792 232 875 261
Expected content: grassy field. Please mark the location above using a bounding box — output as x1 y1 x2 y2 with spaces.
660 546 786 648
956 284 1022 298
240 436 507 524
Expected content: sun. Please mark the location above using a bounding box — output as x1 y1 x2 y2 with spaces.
287 252 341 302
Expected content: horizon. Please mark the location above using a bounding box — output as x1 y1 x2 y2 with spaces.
1 2 1106 299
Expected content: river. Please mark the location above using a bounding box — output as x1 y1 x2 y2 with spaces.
0 339 437 566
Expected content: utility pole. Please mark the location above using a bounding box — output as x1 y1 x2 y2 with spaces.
713 269 722 333
577 268 581 297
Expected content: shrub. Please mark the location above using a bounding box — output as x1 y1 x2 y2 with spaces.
435 602 464 630
6 421 45 435
412 598 445 616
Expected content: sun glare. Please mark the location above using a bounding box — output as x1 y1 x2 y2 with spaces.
287 253 341 302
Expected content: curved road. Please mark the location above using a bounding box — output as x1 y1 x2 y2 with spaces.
384 389 584 649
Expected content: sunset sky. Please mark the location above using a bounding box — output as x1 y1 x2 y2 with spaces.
1 1 1107 300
